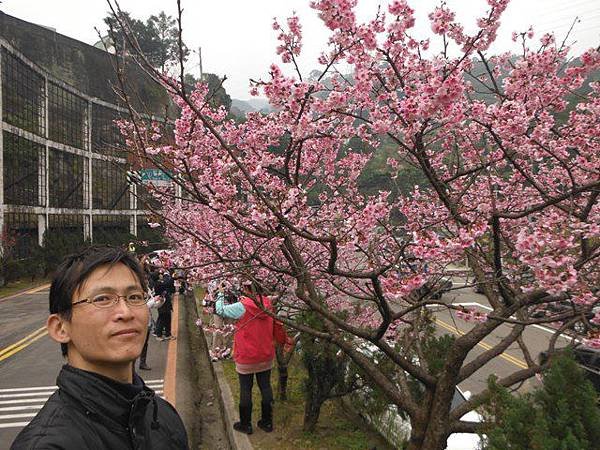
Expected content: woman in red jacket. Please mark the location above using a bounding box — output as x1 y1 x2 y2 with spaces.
215 280 291 434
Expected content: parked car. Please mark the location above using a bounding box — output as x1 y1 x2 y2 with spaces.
349 343 483 449
531 301 600 336
538 346 600 393
418 276 453 300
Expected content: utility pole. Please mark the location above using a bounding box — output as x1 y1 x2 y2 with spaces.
198 46 203 80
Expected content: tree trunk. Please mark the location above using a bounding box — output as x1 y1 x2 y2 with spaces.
406 384 454 450
275 346 290 401
278 364 289 401
302 391 324 432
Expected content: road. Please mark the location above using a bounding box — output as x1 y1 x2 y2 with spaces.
0 287 168 449
430 283 576 397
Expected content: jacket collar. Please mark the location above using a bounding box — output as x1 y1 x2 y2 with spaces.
57 364 155 428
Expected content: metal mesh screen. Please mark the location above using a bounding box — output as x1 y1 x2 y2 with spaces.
1 48 45 136
3 212 39 257
92 103 126 157
48 213 84 231
48 148 85 208
92 214 131 244
135 182 162 210
48 82 87 148
3 131 44 206
92 159 130 210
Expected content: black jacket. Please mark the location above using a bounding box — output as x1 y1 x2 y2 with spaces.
155 274 176 312
11 365 188 450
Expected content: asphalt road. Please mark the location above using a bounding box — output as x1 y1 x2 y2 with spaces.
0 288 168 449
430 283 576 397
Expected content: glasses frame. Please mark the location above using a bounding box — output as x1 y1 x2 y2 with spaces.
71 292 149 309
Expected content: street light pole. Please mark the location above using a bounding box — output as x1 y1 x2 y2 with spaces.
198 46 203 80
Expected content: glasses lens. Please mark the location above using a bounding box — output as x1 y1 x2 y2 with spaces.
127 292 148 306
91 293 118 308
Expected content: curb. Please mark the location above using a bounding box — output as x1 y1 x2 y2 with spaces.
192 293 253 450
213 362 253 450
0 282 51 301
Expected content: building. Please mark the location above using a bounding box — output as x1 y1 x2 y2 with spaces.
0 11 173 258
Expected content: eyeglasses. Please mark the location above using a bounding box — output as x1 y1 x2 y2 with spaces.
71 292 149 309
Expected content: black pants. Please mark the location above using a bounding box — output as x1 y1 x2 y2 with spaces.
155 310 172 337
139 328 150 363
238 369 273 408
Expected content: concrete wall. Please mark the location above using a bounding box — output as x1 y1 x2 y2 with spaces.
0 11 171 116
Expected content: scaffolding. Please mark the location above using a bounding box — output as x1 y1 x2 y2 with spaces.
0 37 157 257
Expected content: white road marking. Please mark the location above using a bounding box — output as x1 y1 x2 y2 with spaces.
0 405 45 412
0 421 30 429
449 302 581 344
0 391 55 399
0 398 52 405
0 386 57 393
0 382 165 429
0 413 36 420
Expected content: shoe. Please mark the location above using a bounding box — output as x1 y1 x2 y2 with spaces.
257 401 273 432
139 363 151 371
155 336 165 341
165 335 176 340
233 405 253 434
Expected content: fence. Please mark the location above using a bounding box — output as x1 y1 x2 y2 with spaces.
0 37 162 258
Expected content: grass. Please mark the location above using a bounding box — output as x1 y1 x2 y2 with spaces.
221 357 394 450
0 278 50 299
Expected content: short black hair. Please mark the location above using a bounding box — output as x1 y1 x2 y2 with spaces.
49 245 147 356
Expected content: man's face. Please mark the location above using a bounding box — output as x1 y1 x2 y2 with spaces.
61 263 149 374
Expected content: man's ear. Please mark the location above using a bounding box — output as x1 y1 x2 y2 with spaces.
47 314 71 345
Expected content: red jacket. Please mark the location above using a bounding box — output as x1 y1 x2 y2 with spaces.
233 295 287 365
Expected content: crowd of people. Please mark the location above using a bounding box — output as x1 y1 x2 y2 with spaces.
136 253 190 371
143 253 294 435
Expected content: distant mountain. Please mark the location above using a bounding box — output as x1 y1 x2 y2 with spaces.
231 98 274 117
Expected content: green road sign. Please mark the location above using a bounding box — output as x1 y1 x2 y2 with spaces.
139 169 171 182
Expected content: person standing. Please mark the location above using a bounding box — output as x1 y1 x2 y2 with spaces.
216 280 291 434
154 271 176 341
11 245 188 449
138 294 161 371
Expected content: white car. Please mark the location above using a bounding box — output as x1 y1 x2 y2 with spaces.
350 342 483 449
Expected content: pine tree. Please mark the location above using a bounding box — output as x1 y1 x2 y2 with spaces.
482 351 600 449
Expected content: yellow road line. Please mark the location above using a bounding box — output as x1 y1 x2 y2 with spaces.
435 318 528 370
24 284 51 294
0 330 48 362
0 326 47 358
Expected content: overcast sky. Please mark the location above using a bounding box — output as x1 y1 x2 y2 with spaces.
1 0 598 100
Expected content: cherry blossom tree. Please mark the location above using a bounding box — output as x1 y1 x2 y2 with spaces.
111 0 600 448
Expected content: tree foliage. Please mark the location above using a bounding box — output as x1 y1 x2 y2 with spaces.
482 352 600 450
104 10 189 72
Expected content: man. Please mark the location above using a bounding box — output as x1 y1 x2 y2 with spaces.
154 270 176 341
11 246 188 450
